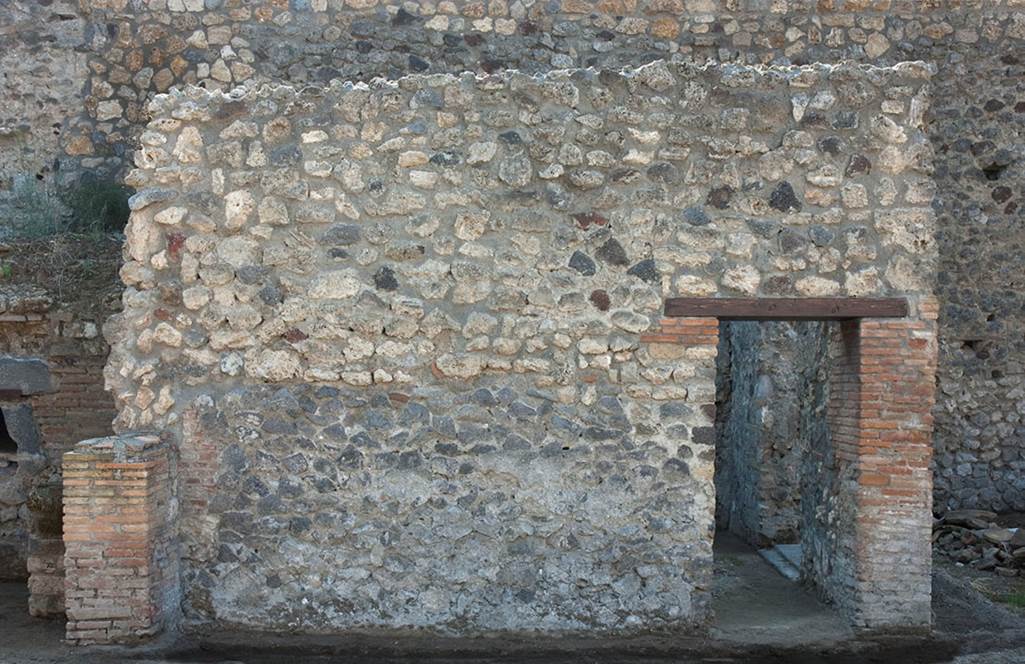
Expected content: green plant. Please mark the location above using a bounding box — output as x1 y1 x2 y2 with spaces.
5 177 63 239
1001 591 1025 609
1 176 131 239
61 177 132 234
0 262 11 280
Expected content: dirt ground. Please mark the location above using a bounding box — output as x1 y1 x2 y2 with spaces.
2 538 1024 664
0 234 122 313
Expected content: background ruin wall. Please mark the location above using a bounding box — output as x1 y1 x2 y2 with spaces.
0 284 117 615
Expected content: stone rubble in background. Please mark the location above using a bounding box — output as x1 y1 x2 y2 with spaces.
934 510 1025 578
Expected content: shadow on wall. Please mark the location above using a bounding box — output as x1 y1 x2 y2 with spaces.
713 320 833 549
0 409 18 454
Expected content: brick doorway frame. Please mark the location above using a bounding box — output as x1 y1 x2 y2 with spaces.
655 297 938 631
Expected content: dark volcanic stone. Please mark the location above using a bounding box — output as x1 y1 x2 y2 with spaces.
626 258 659 283
481 59 504 74
779 230 806 254
747 218 779 237
503 434 531 451
471 388 498 406
0 358 53 396
392 8 418 25
707 185 733 209
763 275 794 295
589 289 610 311
993 186 1013 204
818 136 843 155
237 265 270 284
572 211 608 229
322 223 361 246
846 154 872 176
769 181 802 212
373 266 398 291
691 426 715 446
662 458 690 479
831 111 858 129
409 55 430 72
646 162 679 184
595 238 629 266
569 250 596 275
809 226 835 247
682 206 711 226
430 151 461 166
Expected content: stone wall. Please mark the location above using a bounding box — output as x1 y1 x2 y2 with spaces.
38 0 1025 183
0 1 89 196
107 60 936 632
714 321 764 542
26 0 1016 514
930 51 1025 513
9 1 1023 189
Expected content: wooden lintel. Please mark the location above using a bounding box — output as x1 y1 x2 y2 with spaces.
663 297 909 321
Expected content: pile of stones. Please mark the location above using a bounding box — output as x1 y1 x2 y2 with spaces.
933 510 1025 576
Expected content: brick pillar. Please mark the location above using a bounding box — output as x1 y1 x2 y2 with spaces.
823 303 938 629
62 434 178 645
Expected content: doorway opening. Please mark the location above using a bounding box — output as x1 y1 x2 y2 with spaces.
710 319 850 642
664 295 934 631
713 320 834 563
0 408 20 456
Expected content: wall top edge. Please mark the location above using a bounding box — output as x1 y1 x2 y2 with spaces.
73 0 1025 19
72 432 164 458
147 58 935 114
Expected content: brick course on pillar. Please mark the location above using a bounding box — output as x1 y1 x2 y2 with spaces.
824 301 939 630
62 434 177 645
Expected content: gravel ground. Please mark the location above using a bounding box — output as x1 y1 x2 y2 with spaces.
2 550 1022 664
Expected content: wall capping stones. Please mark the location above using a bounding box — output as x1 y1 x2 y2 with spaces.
0 357 55 396
140 59 936 118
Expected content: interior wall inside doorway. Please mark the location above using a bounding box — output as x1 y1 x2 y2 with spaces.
0 408 19 454
713 320 835 547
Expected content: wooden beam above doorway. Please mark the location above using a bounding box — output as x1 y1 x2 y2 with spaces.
663 297 909 321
